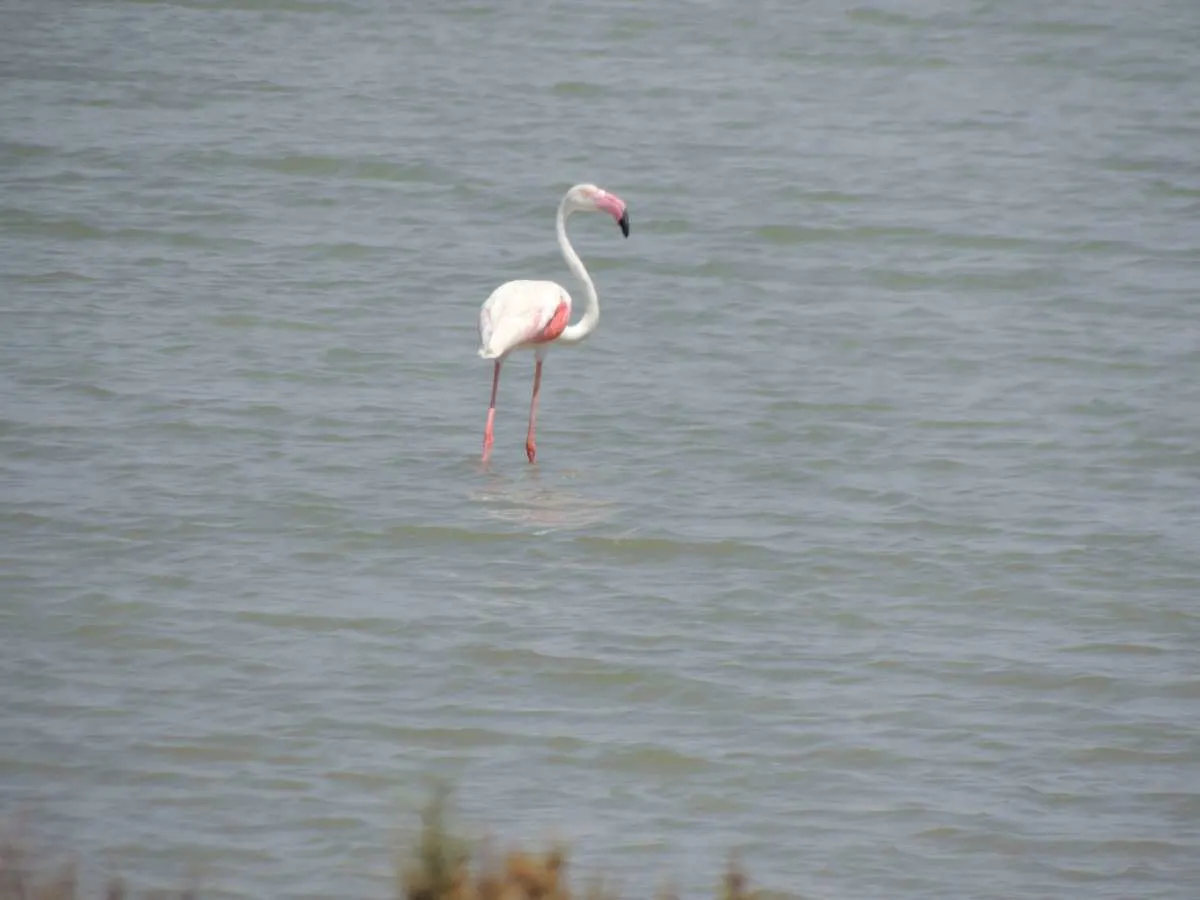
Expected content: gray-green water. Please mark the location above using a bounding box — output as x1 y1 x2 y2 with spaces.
3 1 1199 897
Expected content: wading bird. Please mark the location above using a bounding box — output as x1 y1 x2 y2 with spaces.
477 183 630 463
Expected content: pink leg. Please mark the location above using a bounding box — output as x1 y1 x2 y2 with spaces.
482 360 500 462
525 358 543 463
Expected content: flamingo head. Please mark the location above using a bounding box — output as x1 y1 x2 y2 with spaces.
567 183 630 238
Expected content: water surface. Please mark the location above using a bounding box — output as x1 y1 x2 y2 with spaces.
3 1 1199 898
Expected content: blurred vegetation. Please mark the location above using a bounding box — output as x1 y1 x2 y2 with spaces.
2 788 783 900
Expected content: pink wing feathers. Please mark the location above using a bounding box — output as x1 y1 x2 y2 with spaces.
478 280 572 359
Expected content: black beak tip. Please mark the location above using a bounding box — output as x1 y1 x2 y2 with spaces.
618 212 630 238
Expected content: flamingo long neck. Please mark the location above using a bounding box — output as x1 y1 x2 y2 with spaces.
555 200 599 345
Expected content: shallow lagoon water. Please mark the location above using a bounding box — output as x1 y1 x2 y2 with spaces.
3 1 1199 897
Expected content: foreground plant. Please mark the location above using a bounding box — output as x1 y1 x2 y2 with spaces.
3 790 785 900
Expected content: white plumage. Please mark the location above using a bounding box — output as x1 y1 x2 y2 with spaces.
476 183 630 464
478 280 570 360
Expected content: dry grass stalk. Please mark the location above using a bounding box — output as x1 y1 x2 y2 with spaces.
5 790 789 900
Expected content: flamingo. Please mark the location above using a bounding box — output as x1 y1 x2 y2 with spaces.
477 183 630 464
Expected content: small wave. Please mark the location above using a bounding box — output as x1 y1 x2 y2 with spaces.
1 208 247 249
369 522 534 547
1061 642 1168 656
643 217 691 235
447 4 494 18
802 743 913 768
1 209 105 240
607 18 657 39
573 534 768 563
551 81 605 98
11 270 97 284
755 223 927 245
0 141 53 160
857 53 954 69
300 241 389 260
869 266 1062 293
132 0 363 13
1017 20 1110 36
247 153 455 183
595 742 716 775
209 313 329 332
1067 746 1197 764
139 738 268 765
756 222 1039 253
1149 179 1200 198
1098 155 1161 173
780 188 867 204
236 610 404 634
846 7 929 28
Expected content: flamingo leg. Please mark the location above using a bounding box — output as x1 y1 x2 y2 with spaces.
525 358 543 463
482 360 500 462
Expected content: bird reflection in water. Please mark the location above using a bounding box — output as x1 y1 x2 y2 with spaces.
470 466 616 533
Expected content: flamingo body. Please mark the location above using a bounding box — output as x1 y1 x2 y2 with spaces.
478 280 571 360
477 183 630 464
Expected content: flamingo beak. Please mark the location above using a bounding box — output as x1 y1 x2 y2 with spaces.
594 191 630 237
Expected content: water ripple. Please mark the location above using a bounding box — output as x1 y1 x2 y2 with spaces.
3 1 1199 898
